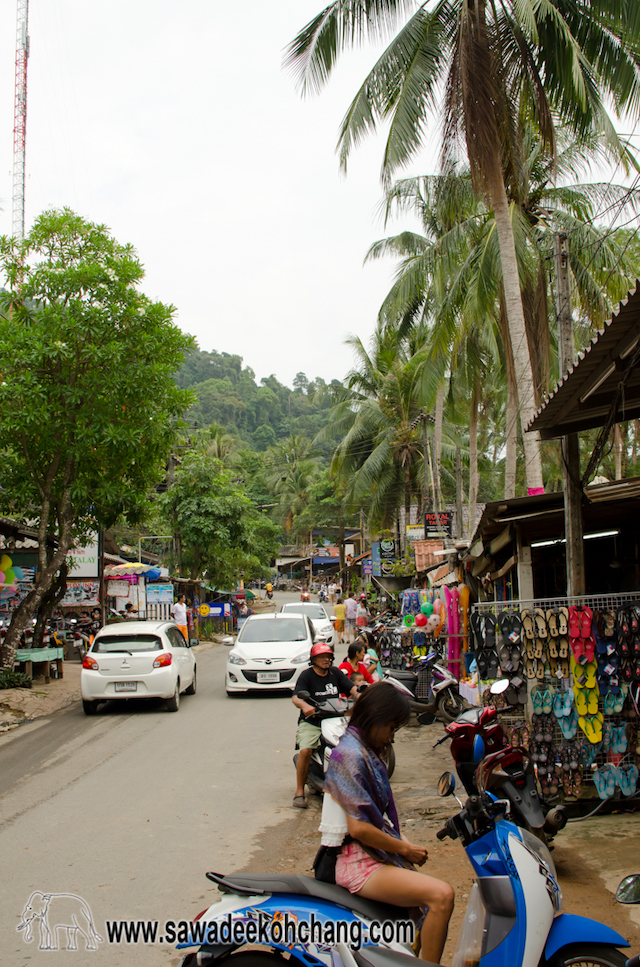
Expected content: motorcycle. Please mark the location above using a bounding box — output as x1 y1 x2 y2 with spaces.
292 691 396 791
384 652 469 724
266 590 273 600
175 781 628 967
616 875 640 967
434 686 567 840
319 588 328 603
301 591 311 603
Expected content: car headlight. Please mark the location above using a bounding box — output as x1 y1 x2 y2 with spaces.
228 652 247 665
291 652 310 664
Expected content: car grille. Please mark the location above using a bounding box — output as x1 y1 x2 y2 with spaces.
243 669 296 684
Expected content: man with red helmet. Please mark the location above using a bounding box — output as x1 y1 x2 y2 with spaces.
292 643 357 808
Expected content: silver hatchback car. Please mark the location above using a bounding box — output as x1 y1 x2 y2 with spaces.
80 620 197 715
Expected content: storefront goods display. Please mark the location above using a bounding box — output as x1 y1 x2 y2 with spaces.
472 595 640 801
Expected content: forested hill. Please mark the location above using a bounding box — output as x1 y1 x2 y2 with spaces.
175 349 341 450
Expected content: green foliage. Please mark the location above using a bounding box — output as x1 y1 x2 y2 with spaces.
0 670 32 689
158 450 280 586
176 349 339 451
0 209 195 541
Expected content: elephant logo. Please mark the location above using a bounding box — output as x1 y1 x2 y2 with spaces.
17 891 104 951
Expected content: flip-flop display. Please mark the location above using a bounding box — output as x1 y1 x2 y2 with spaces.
468 598 640 804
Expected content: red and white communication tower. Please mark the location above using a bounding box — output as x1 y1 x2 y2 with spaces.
12 0 30 239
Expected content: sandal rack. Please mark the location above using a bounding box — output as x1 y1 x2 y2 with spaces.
469 593 640 802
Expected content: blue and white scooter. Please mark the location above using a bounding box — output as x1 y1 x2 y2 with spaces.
176 780 629 967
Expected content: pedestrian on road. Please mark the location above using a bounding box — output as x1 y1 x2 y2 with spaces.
333 597 346 644
344 592 357 642
323 682 455 963
328 581 336 605
171 594 189 643
356 600 369 628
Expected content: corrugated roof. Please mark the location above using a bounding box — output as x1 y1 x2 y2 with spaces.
527 283 640 439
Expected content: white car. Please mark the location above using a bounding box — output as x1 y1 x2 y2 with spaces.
80 620 196 715
226 613 314 695
280 602 335 645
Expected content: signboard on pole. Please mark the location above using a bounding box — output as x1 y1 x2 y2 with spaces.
405 524 425 542
424 511 452 539
68 534 100 578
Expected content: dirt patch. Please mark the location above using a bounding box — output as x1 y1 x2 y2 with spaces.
234 720 640 962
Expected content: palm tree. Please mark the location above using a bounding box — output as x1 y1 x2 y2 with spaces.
286 0 640 492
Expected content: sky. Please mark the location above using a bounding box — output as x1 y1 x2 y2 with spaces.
0 0 433 388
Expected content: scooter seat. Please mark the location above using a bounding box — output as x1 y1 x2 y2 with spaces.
385 670 417 683
207 872 410 924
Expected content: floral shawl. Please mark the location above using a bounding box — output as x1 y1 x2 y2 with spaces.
324 726 406 867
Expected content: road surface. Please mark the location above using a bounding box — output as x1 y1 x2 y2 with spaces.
0 600 306 966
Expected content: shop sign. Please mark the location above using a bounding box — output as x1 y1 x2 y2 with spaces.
363 558 373 575
424 511 452 538
107 580 130 597
146 583 174 604
61 581 101 607
406 524 425 542
207 603 231 617
68 534 100 578
371 541 399 576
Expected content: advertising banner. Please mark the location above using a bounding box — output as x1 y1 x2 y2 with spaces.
146 583 174 604
424 511 453 538
405 524 425 542
60 581 101 607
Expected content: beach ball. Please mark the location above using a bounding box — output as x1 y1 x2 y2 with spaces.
426 614 440 633
3 569 15 585
404 614 415 627
425 602 434 615
415 613 428 627
12 566 24 581
0 555 11 573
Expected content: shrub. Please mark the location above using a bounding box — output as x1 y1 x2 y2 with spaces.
0 670 32 689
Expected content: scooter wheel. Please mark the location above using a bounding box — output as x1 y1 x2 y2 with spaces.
436 691 469 723
548 944 628 967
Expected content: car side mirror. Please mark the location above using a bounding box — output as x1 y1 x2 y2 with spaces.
222 636 235 646
188 638 198 648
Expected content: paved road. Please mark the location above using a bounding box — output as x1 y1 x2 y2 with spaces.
0 610 303 967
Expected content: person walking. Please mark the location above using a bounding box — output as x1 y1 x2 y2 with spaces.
333 597 346 644
344 592 357 643
328 581 336 605
171 594 189 643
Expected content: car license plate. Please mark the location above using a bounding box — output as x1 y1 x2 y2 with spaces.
115 681 138 692
257 672 280 683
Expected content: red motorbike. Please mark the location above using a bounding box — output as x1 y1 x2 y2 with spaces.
436 701 567 839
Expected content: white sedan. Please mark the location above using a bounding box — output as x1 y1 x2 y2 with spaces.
80 620 196 714
225 613 314 695
280 602 335 645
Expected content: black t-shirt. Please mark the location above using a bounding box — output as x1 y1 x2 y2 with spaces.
295 665 355 724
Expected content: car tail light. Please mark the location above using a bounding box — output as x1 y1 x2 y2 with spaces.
153 652 172 668
83 655 99 670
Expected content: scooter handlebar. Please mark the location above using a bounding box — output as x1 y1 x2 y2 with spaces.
433 734 451 748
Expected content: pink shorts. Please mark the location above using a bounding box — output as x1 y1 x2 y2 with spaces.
335 841 385 893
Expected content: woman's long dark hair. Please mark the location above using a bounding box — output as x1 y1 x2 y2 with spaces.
348 681 410 752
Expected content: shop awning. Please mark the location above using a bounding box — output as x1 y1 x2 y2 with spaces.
105 563 162 579
528 283 640 439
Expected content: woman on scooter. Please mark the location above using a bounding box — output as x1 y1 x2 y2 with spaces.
338 641 375 684
324 682 455 964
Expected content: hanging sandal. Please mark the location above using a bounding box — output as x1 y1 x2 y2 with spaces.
557 607 569 635
534 608 548 638
521 609 535 640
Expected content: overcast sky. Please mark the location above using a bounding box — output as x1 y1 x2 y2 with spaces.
0 0 435 388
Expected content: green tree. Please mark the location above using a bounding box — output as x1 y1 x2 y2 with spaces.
287 0 640 492
0 209 195 666
159 450 280 586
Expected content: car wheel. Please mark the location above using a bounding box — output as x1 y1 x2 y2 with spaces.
185 667 197 695
166 684 180 712
82 699 99 716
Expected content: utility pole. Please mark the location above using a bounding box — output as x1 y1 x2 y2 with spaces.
554 233 584 596
13 0 29 239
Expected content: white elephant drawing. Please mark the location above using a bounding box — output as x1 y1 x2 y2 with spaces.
17 891 104 951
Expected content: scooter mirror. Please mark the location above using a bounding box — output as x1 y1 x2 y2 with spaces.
616 875 640 903
472 734 486 764
437 772 456 797
489 679 510 695
297 690 312 702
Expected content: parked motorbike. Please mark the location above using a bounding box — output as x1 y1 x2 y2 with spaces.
616 875 640 967
434 692 567 841
292 690 396 791
174 785 628 967
384 652 469 724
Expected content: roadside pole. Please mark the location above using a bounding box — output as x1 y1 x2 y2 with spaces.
554 233 585 595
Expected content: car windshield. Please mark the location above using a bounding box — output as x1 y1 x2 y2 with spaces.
92 634 162 653
238 618 307 643
282 604 327 620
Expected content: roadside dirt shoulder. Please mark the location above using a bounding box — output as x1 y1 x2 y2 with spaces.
237 721 640 962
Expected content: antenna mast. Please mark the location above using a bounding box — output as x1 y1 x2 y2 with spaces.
12 0 29 239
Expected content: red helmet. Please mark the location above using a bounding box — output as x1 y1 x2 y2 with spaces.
310 643 334 662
